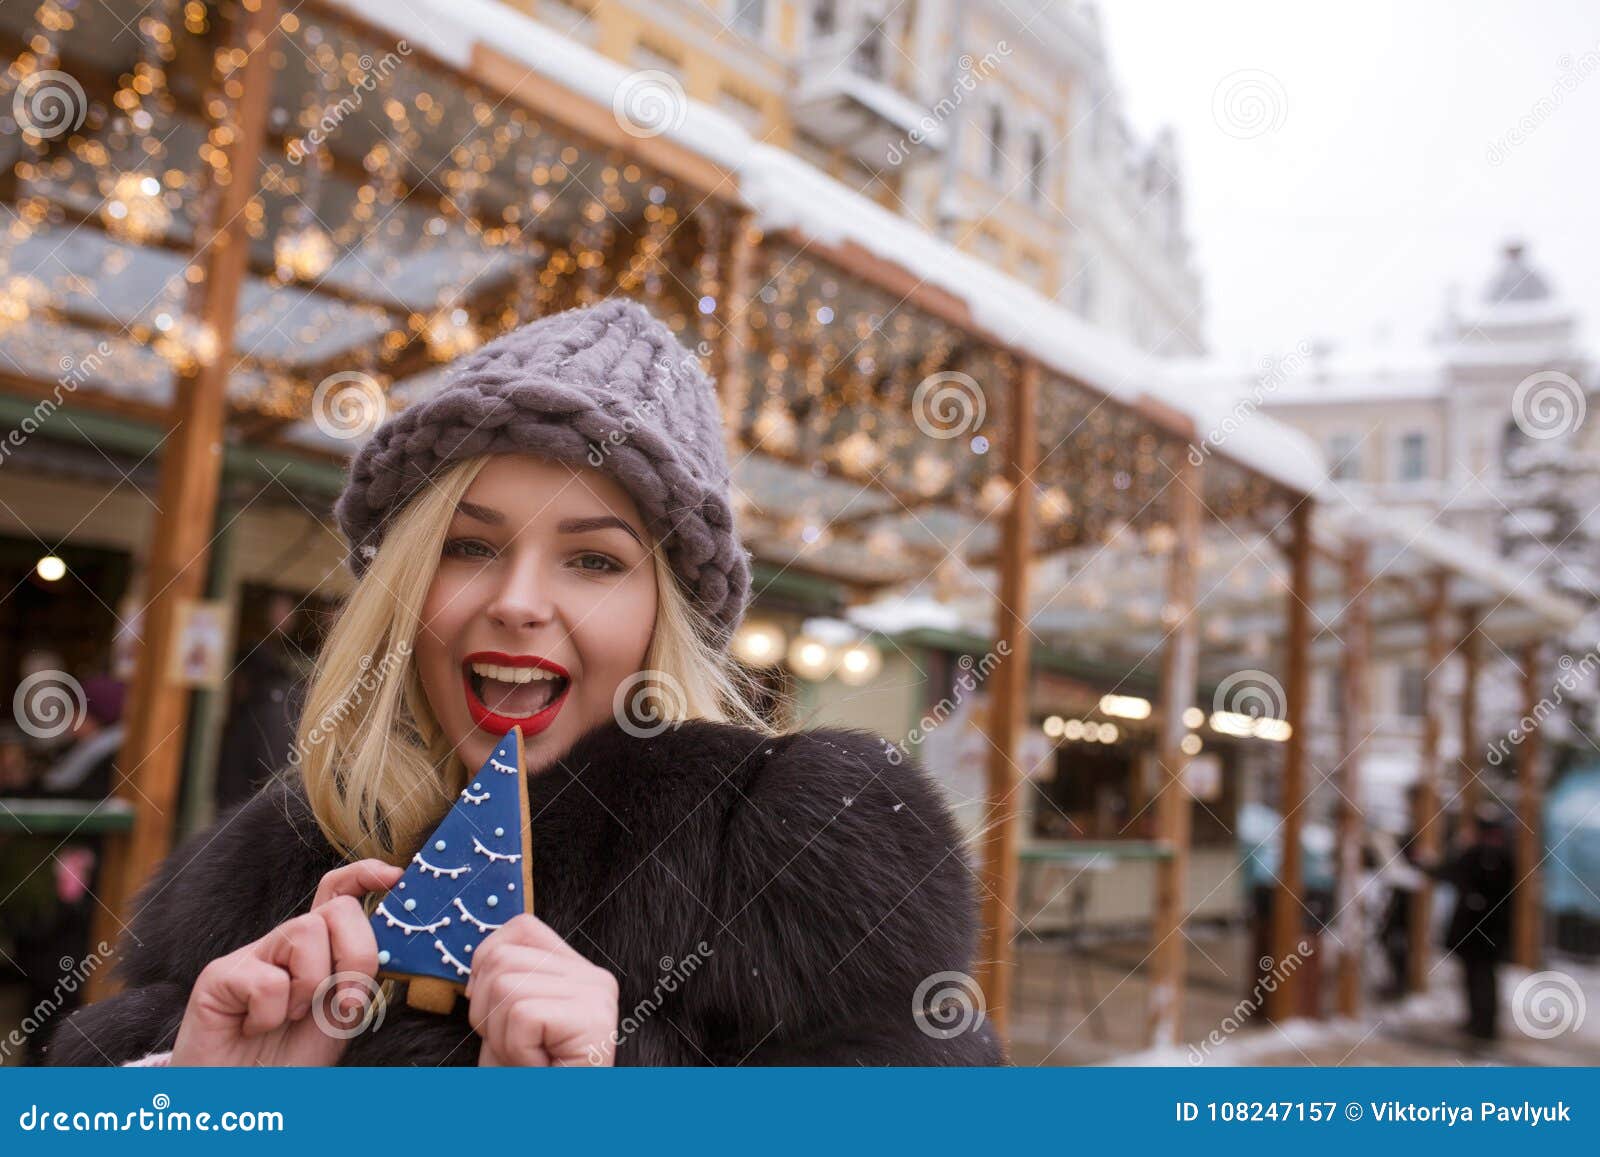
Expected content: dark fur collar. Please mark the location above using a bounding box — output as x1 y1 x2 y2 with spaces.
46 718 1004 1066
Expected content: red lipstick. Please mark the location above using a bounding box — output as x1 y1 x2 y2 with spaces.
462 651 570 738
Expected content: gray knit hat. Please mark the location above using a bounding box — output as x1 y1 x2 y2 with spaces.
333 300 751 647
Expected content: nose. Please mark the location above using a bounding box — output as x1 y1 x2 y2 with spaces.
483 555 556 632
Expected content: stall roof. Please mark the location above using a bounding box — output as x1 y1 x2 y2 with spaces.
322 0 1327 498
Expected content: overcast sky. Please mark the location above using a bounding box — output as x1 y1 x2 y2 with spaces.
1097 0 1600 364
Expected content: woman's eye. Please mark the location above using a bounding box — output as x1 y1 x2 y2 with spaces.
442 537 494 560
573 552 624 575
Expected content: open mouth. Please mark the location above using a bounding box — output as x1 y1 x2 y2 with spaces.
461 652 570 735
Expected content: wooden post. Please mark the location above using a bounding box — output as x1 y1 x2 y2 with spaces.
715 209 756 462
1146 451 1202 1048
1458 609 1482 819
1267 500 1313 1022
1408 570 1449 994
974 357 1039 1047
88 0 281 998
1514 641 1544 968
1334 537 1370 1019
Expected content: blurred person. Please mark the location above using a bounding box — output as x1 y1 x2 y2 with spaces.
39 675 126 798
6 676 124 1064
1438 803 1515 1042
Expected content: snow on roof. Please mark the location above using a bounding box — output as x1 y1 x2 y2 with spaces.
1317 493 1584 630
323 0 1328 498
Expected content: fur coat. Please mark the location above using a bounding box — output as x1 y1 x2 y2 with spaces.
44 718 1005 1066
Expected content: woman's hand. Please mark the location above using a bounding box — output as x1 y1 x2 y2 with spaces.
170 859 403 1066
466 914 619 1066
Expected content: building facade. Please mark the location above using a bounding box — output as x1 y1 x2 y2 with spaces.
1261 240 1595 822
520 0 1204 353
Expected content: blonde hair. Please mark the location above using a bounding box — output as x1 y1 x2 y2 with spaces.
296 455 780 865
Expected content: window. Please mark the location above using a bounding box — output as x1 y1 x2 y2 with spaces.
731 0 765 38
1327 433 1361 482
1397 431 1428 482
1027 131 1048 204
810 0 837 38
855 22 887 80
632 38 682 74
1398 667 1426 719
987 105 1006 182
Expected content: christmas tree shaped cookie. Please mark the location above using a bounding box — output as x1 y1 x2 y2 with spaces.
370 726 534 1013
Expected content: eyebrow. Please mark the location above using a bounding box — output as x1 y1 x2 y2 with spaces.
455 501 644 546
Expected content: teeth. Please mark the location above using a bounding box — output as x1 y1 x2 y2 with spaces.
468 662 561 684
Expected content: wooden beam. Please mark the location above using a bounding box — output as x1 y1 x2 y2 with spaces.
1146 451 1201 1048
469 43 738 203
1267 499 1313 1021
1514 641 1544 969
1334 537 1371 1019
89 0 283 1000
716 211 757 459
1408 569 1449 994
974 357 1039 1050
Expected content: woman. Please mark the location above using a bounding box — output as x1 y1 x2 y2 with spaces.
45 300 1002 1067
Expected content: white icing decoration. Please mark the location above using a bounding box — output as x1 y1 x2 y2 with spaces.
486 895 499 908
452 897 505 932
472 836 521 863
375 901 449 935
403 898 416 911
494 827 504 837
412 853 470 879
434 839 446 851
434 939 471 977
377 950 390 965
507 883 516 891
489 757 516 774
461 787 489 805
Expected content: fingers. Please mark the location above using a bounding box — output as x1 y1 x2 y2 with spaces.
313 859 404 909
464 920 618 1067
197 954 291 1038
322 894 381 978
464 915 572 995
258 913 332 1021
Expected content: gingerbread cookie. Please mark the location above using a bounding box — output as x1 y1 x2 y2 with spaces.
369 727 535 1013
